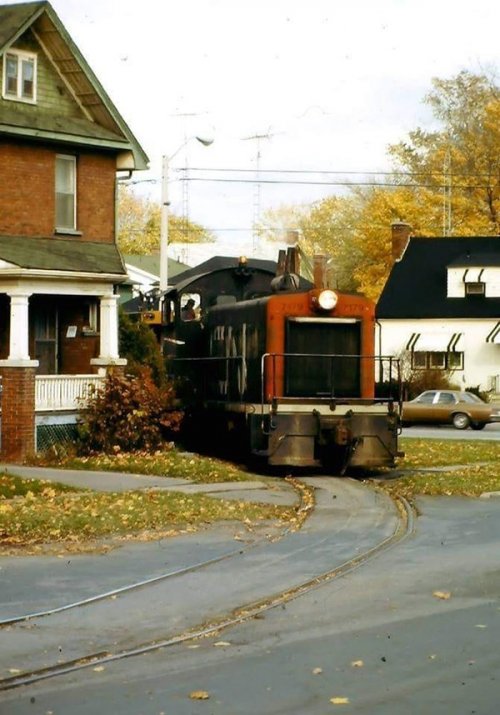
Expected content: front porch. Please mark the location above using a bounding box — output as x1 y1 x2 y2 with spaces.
0 278 126 461
0 373 106 453
35 374 105 412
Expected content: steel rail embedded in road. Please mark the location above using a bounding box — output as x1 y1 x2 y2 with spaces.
0 494 415 693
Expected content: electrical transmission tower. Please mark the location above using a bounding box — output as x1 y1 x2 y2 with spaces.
242 130 273 253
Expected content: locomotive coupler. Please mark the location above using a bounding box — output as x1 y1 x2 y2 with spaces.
313 410 352 446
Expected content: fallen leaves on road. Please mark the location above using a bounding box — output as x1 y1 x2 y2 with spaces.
433 590 451 600
312 667 323 675
190 690 210 700
351 660 364 667
330 696 350 705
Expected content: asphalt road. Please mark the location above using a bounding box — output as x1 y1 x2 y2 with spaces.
402 423 500 441
2 481 500 714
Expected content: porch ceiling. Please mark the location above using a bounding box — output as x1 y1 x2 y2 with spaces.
0 235 126 275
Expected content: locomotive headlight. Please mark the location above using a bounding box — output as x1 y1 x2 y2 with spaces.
317 290 338 311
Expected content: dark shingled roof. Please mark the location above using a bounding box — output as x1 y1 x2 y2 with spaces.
377 236 500 319
0 103 127 144
0 2 43 51
0 235 126 275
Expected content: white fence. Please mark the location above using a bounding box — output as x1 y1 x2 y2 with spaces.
35 375 105 412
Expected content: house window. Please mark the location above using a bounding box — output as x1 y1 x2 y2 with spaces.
448 351 464 369
55 155 77 231
412 351 463 370
2 50 37 102
429 351 446 369
465 282 485 296
412 351 427 369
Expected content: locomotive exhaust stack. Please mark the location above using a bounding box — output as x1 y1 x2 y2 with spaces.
271 247 301 292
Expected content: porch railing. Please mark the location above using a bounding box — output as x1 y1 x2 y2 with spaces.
35 375 105 412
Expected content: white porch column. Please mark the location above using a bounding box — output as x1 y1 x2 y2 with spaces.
9 294 31 360
90 294 126 369
0 293 38 367
99 295 119 359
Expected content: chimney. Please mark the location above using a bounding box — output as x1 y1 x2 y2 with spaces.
391 221 412 262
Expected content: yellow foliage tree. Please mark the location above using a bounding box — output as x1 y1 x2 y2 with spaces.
260 71 500 301
117 186 215 254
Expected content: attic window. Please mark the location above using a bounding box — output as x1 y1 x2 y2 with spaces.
465 282 485 296
2 50 37 103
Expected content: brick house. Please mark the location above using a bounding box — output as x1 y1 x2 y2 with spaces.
0 1 148 460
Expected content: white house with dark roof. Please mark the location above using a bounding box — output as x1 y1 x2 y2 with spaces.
376 228 500 392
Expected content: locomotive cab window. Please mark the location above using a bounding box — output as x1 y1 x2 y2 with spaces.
180 293 201 322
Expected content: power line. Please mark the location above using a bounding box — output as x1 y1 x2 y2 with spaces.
185 167 499 179
185 177 492 190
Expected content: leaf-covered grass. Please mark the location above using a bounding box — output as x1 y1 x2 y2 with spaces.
399 438 500 468
0 474 77 499
37 448 258 484
0 485 294 546
372 438 500 499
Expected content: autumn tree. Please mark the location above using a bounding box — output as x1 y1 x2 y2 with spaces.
389 70 500 235
117 185 215 254
260 71 500 301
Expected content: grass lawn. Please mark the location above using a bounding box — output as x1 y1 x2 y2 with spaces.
46 448 257 484
0 472 295 547
3 437 499 549
371 437 500 499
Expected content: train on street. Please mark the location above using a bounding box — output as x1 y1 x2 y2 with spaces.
142 249 401 473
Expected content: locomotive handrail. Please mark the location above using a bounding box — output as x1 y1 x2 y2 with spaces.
260 352 401 415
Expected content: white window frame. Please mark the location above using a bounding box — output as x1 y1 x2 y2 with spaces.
411 350 464 371
55 154 77 232
2 49 37 103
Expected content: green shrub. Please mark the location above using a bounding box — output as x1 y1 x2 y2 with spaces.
77 368 183 454
119 310 166 385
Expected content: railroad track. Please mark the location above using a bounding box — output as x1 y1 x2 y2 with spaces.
0 482 415 693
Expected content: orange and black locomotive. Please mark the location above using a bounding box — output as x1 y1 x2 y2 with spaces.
152 249 401 473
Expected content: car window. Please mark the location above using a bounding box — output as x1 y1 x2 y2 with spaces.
417 391 437 404
437 393 455 405
460 392 484 404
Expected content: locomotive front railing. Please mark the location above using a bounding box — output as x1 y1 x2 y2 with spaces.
260 352 401 410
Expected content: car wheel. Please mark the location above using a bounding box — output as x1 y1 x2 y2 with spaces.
452 412 470 430
471 422 487 431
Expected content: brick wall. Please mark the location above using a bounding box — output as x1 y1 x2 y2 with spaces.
0 139 116 242
0 366 36 461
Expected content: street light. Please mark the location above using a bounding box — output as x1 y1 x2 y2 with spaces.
159 136 214 294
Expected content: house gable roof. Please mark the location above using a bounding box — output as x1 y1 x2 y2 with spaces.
0 235 127 275
377 236 500 319
0 1 148 169
123 254 190 281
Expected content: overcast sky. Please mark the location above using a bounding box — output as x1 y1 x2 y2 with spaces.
13 0 500 249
